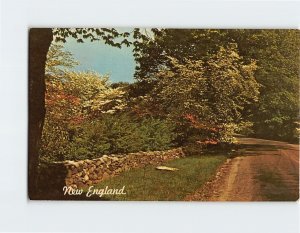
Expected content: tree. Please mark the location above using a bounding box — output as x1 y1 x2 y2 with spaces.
228 30 300 141
41 70 126 162
29 28 53 199
134 29 228 84
145 44 259 143
29 28 134 198
133 29 300 142
45 43 79 76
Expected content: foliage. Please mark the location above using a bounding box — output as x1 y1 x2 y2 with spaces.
134 29 299 142
183 143 204 157
234 30 300 142
134 29 227 83
44 71 125 121
143 44 259 143
61 71 126 117
45 43 79 76
53 28 132 47
41 43 178 162
40 28 299 163
40 69 126 161
30 27 158 196
235 121 254 136
138 117 177 151
40 46 81 162
66 114 177 160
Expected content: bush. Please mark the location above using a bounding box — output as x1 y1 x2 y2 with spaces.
69 114 177 160
40 119 72 162
138 117 177 151
183 143 203 156
68 114 143 160
42 114 178 161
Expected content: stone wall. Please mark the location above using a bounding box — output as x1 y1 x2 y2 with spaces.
39 148 184 190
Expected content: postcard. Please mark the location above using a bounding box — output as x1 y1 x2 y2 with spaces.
28 28 299 201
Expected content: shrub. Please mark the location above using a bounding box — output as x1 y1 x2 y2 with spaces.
183 143 203 156
138 117 177 151
39 119 72 162
66 114 140 160
50 114 178 161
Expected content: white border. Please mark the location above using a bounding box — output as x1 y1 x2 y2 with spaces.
0 0 299 232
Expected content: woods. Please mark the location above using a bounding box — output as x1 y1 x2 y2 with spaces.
135 29 299 142
29 28 299 198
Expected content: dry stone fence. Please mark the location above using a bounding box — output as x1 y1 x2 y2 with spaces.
39 148 185 194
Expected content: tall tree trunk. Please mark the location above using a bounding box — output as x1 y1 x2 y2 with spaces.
28 28 53 199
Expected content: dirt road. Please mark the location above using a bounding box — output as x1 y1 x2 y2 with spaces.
186 137 299 201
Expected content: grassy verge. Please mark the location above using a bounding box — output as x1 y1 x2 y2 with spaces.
88 155 226 201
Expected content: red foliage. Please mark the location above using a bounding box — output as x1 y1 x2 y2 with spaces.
45 81 85 125
183 113 219 133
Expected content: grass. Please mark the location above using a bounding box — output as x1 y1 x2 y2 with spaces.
88 155 227 201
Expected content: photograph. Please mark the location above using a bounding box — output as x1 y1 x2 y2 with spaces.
28 28 299 201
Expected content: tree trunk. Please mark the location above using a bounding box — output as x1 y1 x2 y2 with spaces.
28 28 53 199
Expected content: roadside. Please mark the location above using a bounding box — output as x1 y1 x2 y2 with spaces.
185 137 299 201
90 155 226 201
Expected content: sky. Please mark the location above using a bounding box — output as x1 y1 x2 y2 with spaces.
62 34 136 83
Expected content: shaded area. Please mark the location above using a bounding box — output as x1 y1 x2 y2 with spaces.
212 137 299 201
35 162 109 200
255 169 297 201
238 137 299 155
185 137 299 201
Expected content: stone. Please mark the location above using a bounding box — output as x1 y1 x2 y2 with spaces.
102 172 109 179
84 175 89 181
45 148 185 188
89 167 95 173
115 168 122 173
87 180 92 185
86 159 93 164
77 165 83 172
96 160 102 166
112 157 119 161
72 168 78 174
77 172 83 177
